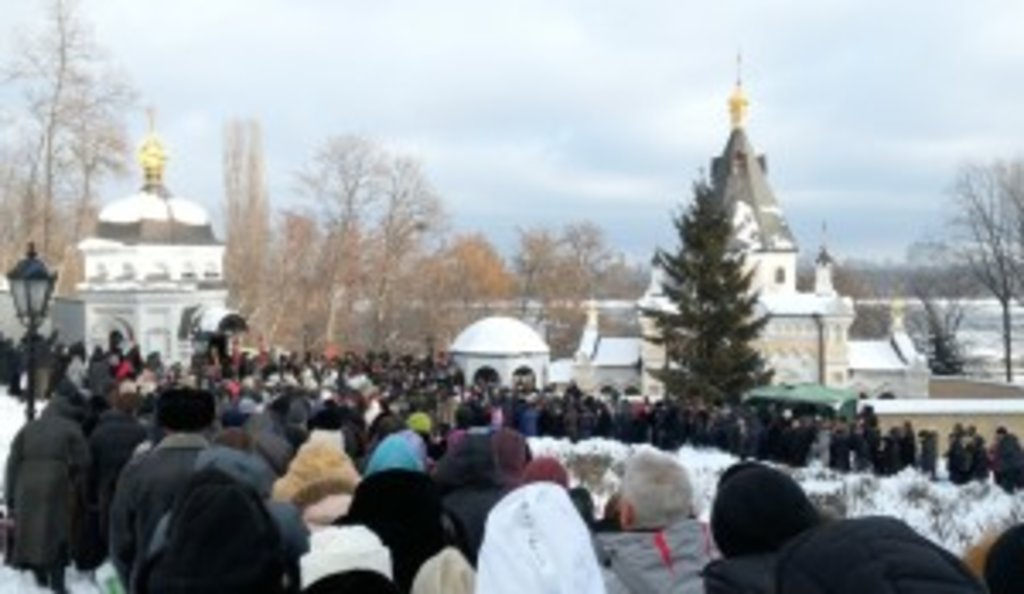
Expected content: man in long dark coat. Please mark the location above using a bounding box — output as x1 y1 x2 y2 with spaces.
4 398 90 593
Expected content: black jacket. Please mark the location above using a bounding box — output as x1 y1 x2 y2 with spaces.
432 432 507 564
88 411 148 535
775 517 985 594
704 554 776 594
108 433 208 589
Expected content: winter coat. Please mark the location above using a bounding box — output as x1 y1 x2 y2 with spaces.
829 432 851 472
994 434 1024 491
87 358 113 399
595 519 713 594
775 516 985 594
703 553 776 594
4 399 90 568
250 430 296 477
433 432 507 564
108 432 209 589
970 438 990 481
84 410 148 567
919 433 938 477
192 446 309 569
340 470 447 593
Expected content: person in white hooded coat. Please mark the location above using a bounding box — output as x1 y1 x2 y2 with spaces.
476 483 606 594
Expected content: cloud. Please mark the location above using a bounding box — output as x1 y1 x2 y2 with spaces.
2 0 1024 263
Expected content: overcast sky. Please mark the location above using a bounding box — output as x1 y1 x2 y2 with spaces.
4 0 1024 262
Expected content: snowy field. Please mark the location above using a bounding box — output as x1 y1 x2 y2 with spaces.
529 436 1024 555
0 388 1020 591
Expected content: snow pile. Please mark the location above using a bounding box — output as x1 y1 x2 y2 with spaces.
528 437 1024 554
0 566 99 594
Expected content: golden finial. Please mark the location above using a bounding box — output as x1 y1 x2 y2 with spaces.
138 107 168 187
728 53 749 129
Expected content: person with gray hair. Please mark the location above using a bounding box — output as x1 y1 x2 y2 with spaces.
596 449 711 594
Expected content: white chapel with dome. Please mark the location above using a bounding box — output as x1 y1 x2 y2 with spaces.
51 119 243 363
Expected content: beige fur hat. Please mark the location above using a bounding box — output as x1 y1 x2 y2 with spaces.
272 441 360 504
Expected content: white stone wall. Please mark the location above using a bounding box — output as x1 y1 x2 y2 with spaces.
746 251 797 295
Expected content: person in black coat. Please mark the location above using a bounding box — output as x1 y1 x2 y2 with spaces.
993 428 1024 493
5 397 90 593
431 431 508 564
704 463 822 594
84 386 148 569
918 430 938 480
969 434 990 482
339 470 447 593
947 433 972 486
828 424 852 473
108 387 214 590
899 421 917 472
775 516 985 594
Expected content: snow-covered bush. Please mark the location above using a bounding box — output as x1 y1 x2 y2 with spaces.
528 436 1024 554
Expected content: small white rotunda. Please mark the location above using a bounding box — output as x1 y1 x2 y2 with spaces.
450 317 550 388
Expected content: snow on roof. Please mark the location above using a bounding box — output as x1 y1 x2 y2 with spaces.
450 316 550 356
592 337 642 367
759 293 853 317
848 340 908 371
861 398 1024 415
577 327 599 359
99 191 210 226
892 331 924 364
549 359 575 384
77 237 126 250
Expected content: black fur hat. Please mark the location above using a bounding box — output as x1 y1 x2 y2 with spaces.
157 387 216 432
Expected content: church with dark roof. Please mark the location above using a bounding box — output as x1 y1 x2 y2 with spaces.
572 79 931 399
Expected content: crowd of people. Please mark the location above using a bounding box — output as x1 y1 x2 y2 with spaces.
1 339 1023 593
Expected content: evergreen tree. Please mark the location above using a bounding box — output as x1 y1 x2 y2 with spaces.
923 307 966 376
645 180 772 402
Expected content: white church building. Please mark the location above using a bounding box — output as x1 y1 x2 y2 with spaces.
51 122 244 363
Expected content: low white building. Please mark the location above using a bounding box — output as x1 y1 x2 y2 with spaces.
450 316 550 388
51 123 243 363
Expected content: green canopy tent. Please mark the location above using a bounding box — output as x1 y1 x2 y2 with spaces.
742 383 859 420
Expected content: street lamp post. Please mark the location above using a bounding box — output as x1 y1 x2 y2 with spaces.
6 243 57 421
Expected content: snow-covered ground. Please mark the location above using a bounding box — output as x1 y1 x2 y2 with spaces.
529 436 1024 555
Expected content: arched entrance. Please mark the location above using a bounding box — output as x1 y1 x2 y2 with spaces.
473 366 500 387
512 366 538 390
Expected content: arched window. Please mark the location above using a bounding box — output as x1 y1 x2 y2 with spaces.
182 263 197 280
203 262 219 279
120 262 136 280
775 267 786 285
95 263 109 281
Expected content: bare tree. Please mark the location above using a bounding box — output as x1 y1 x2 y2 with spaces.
364 156 444 349
561 221 611 298
4 0 135 269
905 241 970 375
950 161 1022 382
297 136 382 347
223 119 271 323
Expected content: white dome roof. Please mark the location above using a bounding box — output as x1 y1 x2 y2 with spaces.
98 190 210 226
451 317 550 356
